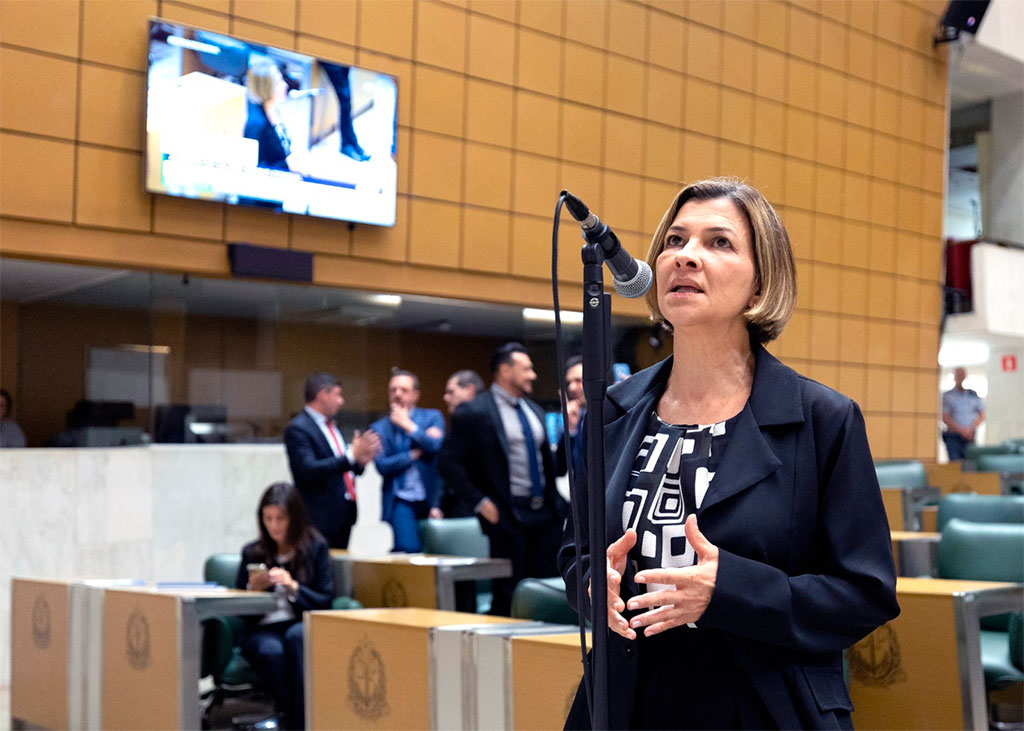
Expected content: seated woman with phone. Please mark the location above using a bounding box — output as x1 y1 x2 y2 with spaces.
235 482 333 730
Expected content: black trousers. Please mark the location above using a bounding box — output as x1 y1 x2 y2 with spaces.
240 620 305 730
486 509 561 617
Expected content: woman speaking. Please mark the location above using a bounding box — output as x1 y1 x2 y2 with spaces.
559 178 899 729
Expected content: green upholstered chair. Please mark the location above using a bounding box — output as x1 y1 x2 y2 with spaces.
875 460 939 531
510 576 579 625
937 520 1024 707
420 516 490 557
875 460 930 488
965 443 1015 462
935 494 1024 532
975 454 1024 495
201 553 263 723
419 517 492 613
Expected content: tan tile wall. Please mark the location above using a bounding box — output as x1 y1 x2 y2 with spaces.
0 0 949 459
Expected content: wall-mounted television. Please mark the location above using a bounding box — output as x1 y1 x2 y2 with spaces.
145 19 398 227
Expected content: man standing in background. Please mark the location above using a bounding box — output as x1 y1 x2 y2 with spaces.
371 369 445 552
284 373 380 548
440 369 486 517
942 367 985 460
443 369 485 415
557 355 585 479
439 343 563 616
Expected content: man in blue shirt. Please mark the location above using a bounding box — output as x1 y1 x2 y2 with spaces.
371 370 445 552
942 367 985 460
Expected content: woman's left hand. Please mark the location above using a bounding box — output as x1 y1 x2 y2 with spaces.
268 567 299 594
626 515 719 636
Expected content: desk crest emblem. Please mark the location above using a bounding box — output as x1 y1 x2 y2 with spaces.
126 608 151 671
32 595 51 649
348 636 389 720
381 578 407 607
849 623 906 687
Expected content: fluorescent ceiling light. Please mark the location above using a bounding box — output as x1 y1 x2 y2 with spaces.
938 340 990 367
367 294 402 307
117 344 171 355
166 36 221 55
523 307 583 324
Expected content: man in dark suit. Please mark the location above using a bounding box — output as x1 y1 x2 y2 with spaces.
370 369 445 552
556 355 585 479
438 343 564 616
284 372 380 549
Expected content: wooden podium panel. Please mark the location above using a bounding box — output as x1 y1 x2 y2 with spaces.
849 577 1021 730
11 578 71 729
101 590 181 730
881 489 906 531
349 559 438 609
925 462 1002 495
511 632 591 731
306 607 515 730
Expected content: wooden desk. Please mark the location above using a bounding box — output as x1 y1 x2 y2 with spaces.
304 607 520 729
10 578 276 730
881 485 941 531
926 461 1005 495
330 552 512 611
511 632 591 730
11 579 72 729
100 586 277 729
890 531 941 577
431 619 578 729
849 577 1023 730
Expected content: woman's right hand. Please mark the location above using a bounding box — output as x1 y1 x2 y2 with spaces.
589 529 638 640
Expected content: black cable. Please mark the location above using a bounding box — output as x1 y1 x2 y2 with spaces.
552 192 593 720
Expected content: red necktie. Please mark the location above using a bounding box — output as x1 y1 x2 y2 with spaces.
327 421 357 502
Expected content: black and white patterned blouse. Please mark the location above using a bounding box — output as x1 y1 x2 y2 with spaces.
624 410 740 599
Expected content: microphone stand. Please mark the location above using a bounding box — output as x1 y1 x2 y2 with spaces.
581 241 611 730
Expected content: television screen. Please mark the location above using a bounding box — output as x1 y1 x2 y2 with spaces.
145 19 398 226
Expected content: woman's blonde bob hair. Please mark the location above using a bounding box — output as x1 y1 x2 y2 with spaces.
247 56 283 104
644 177 796 344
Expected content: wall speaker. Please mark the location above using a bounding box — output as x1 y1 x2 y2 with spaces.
228 243 313 282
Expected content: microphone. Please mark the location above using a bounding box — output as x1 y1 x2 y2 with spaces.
562 191 653 298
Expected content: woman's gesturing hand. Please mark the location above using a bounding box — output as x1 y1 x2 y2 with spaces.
627 515 719 637
589 528 639 640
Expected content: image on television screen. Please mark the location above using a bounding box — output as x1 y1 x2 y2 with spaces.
145 19 398 227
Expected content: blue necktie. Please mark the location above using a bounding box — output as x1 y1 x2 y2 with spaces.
516 401 545 498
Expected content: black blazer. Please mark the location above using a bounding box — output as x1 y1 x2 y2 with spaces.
559 344 899 729
438 390 563 534
235 532 334 614
284 410 364 548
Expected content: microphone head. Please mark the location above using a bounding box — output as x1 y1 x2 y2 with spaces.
613 260 653 298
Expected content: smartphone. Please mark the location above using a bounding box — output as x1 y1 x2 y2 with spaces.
246 562 268 578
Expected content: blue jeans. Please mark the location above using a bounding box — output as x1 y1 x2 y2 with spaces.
943 431 970 460
390 497 428 552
